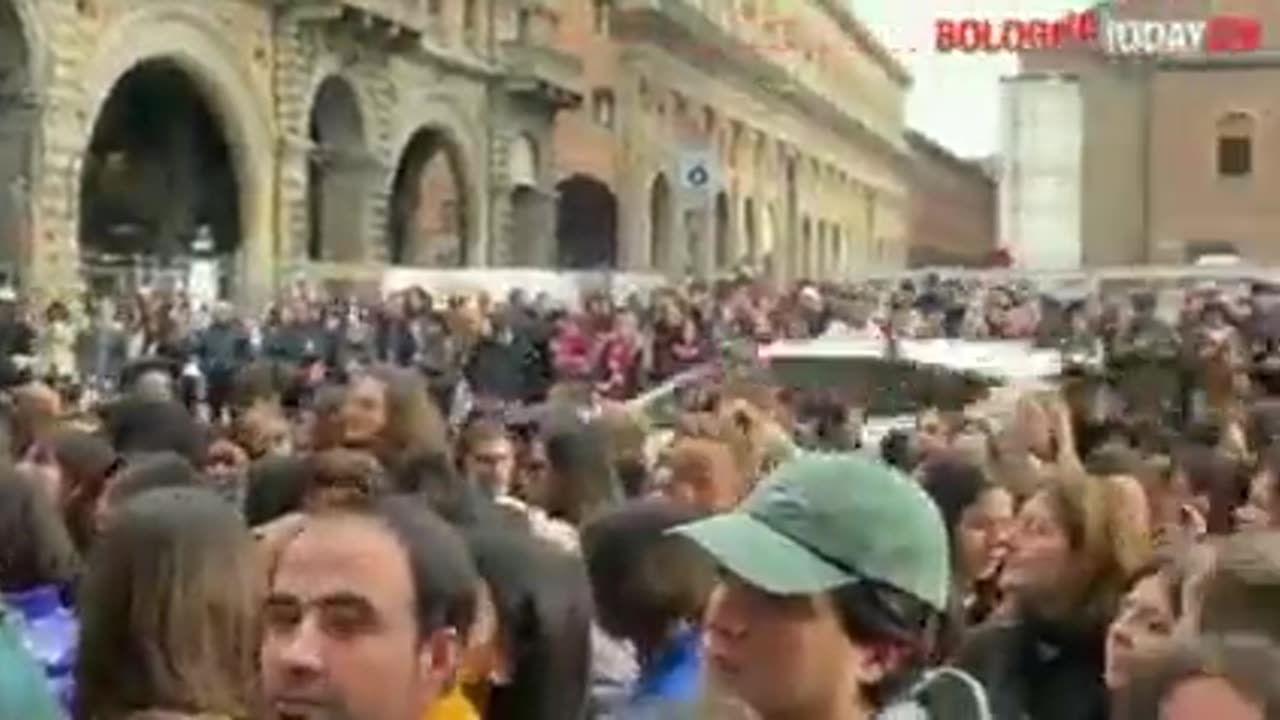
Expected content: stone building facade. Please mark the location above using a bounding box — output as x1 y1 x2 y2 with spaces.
0 0 910 308
903 130 996 267
550 0 912 283
1016 0 1280 267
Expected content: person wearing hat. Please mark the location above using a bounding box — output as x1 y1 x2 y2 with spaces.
672 453 989 720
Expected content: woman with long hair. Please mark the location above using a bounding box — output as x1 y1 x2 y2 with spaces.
74 487 261 720
340 364 450 471
958 469 1150 720
460 527 592 720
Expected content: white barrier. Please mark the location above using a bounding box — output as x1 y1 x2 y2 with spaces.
379 268 670 304
854 265 1280 288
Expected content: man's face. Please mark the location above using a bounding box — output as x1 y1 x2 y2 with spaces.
261 515 459 720
702 574 879 718
464 437 516 497
915 409 950 459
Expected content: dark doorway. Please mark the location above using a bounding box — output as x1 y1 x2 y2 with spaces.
649 173 672 270
554 174 617 269
743 196 757 262
714 191 731 270
79 60 241 263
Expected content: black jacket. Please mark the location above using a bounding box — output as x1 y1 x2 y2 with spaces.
955 613 1108 720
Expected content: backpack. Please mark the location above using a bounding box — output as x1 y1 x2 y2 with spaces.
879 666 993 720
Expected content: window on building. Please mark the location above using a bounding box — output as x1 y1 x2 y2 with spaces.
593 0 611 34
428 0 443 17
1217 112 1254 178
593 89 616 128
463 0 479 36
741 0 757 21
516 8 531 41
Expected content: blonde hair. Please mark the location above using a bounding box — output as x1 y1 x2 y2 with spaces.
1040 469 1152 619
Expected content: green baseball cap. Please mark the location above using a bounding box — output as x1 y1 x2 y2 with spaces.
671 452 951 611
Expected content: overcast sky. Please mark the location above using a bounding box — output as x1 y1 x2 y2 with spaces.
851 0 1095 158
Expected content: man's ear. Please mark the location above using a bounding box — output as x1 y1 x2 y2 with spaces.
417 626 464 690
853 641 912 687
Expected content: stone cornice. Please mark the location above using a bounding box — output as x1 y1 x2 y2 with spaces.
613 0 908 165
809 0 912 88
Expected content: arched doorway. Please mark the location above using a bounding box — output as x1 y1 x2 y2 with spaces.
555 174 617 269
714 191 731 271
829 225 839 279
79 59 241 293
799 216 813 279
816 220 828 280
742 197 758 263
785 156 798 279
761 203 777 277
388 127 468 266
507 134 545 266
0 0 35 280
649 173 673 271
308 76 367 263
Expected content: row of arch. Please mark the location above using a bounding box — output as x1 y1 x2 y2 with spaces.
77 64 625 272
0 0 863 293
644 172 853 278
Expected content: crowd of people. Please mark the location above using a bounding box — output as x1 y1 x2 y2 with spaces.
0 271 1279 720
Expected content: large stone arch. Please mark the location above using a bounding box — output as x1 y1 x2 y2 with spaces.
307 74 370 262
387 125 472 267
76 6 275 304
387 102 484 265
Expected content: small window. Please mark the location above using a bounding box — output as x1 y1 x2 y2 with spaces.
516 8 531 41
593 0 610 35
463 0 479 36
593 89 616 128
1216 112 1254 178
428 0 442 17
1218 137 1252 177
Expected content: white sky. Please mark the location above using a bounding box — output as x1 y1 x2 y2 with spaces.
851 0 1095 158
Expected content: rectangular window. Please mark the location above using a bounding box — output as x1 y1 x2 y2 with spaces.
592 89 616 128
464 0 479 36
516 8 531 41
593 0 610 34
1218 136 1252 177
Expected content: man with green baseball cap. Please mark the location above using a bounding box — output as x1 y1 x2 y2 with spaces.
672 452 979 720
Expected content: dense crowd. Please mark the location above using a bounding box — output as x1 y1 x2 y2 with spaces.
1 272 1279 720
